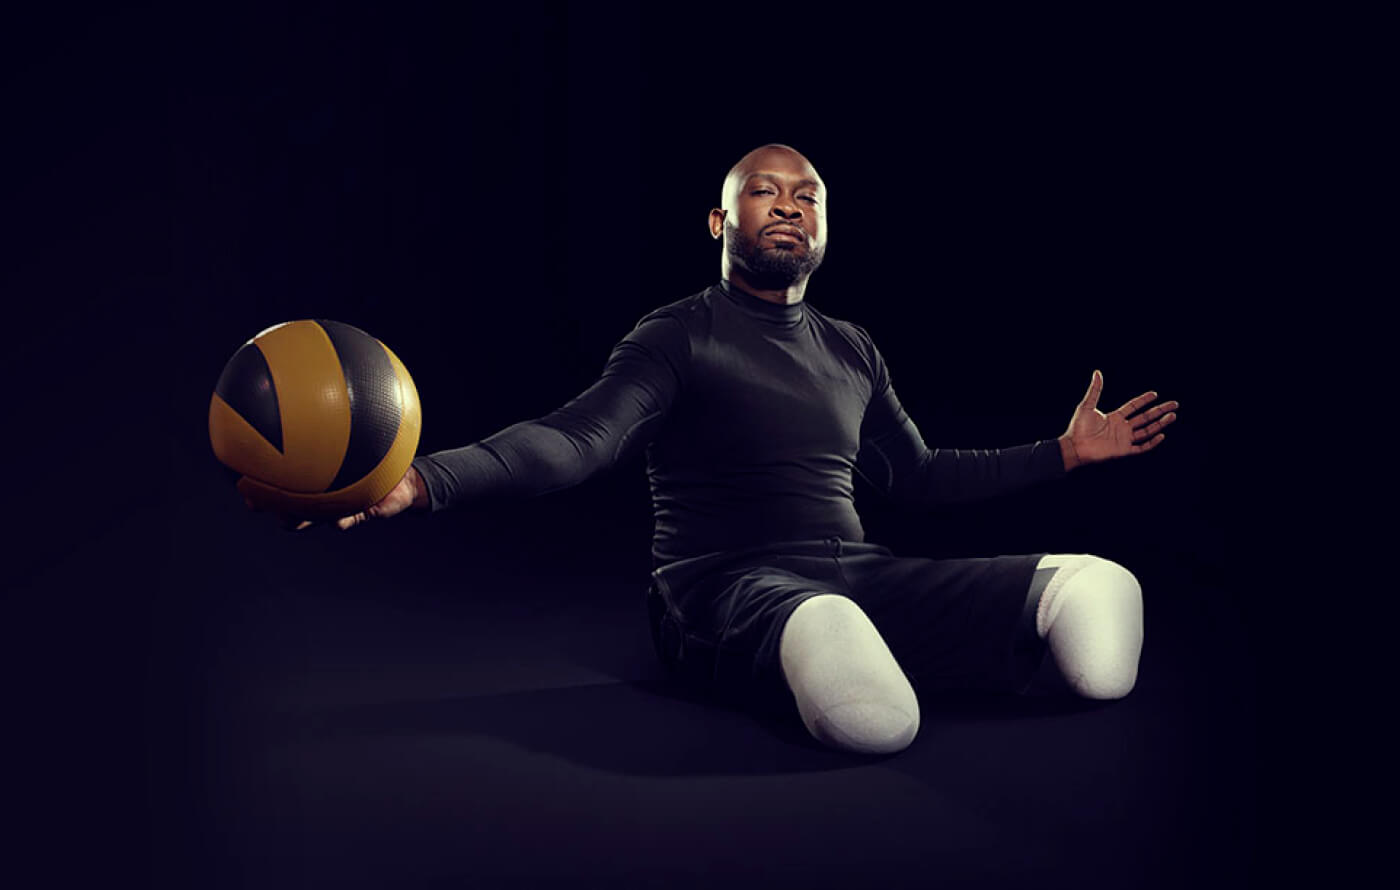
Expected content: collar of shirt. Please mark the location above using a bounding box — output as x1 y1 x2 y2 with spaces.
716 279 805 329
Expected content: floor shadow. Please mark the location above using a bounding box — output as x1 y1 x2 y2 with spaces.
916 688 1113 721
262 662 867 778
555 609 1109 727
255 646 1120 782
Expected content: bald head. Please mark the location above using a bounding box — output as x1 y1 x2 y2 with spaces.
720 143 825 211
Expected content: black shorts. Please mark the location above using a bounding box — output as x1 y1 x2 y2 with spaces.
646 537 1051 720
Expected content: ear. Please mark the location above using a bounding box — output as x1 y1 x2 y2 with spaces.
708 208 726 240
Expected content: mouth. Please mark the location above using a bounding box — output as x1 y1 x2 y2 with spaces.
763 227 806 244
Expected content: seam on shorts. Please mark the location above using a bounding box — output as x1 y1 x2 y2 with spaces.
708 568 757 684
653 567 729 683
651 569 684 621
658 561 725 631
833 553 854 597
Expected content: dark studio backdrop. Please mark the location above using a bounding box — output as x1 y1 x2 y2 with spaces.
5 2 1316 886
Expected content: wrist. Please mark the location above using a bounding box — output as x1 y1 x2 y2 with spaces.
1058 435 1081 472
409 466 430 509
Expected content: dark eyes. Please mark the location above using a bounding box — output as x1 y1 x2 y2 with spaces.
750 188 819 204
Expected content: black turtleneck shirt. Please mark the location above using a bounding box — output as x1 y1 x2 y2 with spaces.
411 281 1067 568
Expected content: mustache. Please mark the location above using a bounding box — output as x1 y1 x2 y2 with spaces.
726 219 817 245
761 224 807 241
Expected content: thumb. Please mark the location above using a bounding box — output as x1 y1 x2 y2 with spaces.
1080 369 1103 409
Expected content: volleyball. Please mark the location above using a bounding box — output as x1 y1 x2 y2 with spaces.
208 319 422 520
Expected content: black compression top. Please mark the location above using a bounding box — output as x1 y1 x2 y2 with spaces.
411 280 1067 568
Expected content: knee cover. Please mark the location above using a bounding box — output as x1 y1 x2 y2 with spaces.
779 595 920 755
1034 555 1144 700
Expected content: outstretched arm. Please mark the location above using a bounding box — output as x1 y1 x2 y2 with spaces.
855 378 1069 505
330 314 689 528
415 315 687 508
855 361 1179 505
849 326 1070 504
413 371 674 506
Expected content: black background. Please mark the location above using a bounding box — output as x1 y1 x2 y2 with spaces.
6 3 1324 886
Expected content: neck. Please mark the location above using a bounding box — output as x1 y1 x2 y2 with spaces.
724 266 808 305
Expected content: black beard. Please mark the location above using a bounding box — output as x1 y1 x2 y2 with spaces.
725 220 824 290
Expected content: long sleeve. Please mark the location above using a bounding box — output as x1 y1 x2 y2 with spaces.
852 329 1066 505
411 314 689 511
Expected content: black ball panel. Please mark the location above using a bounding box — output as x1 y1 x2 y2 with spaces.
316 319 403 492
213 342 283 454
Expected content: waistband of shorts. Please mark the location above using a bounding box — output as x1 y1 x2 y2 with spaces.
652 536 893 582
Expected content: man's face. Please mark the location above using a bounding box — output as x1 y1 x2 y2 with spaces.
716 149 827 289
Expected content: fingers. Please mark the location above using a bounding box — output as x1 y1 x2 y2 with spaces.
1130 402 1180 440
1116 389 1182 422
1132 422 1168 444
275 502 387 531
1130 400 1180 424
286 513 361 532
1115 390 1159 417
1130 433 1166 454
335 505 377 531
244 491 368 532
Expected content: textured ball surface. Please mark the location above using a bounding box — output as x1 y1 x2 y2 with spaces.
209 319 422 519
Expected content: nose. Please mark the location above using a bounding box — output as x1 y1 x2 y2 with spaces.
770 200 802 221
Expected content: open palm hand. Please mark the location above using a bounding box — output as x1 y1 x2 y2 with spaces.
1062 370 1179 467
